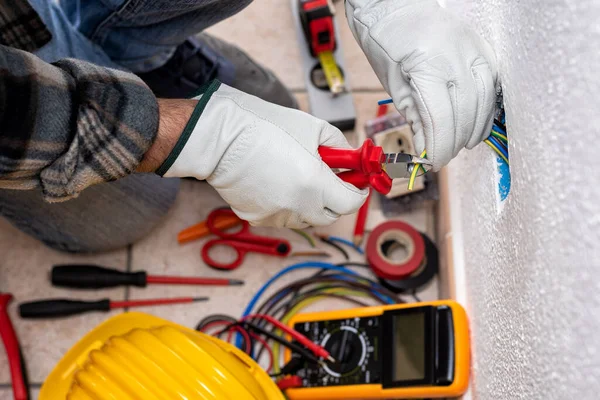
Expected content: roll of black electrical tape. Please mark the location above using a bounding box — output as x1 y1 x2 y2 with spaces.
377 233 438 293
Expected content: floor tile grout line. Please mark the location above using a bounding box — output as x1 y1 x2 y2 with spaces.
0 382 42 388
290 88 387 94
0 249 137 390
124 244 133 312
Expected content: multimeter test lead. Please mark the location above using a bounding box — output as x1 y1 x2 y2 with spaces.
243 313 336 363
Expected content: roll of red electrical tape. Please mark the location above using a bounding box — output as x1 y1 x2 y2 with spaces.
366 221 425 280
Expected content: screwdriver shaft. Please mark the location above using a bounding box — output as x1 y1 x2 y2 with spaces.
19 297 209 319
146 276 243 286
110 297 208 309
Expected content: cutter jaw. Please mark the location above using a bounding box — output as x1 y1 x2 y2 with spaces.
383 153 432 179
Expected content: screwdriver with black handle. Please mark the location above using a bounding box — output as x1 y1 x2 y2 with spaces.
51 264 244 289
19 296 209 319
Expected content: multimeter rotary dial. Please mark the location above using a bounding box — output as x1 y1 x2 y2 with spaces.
296 317 381 387
295 317 380 387
322 325 370 377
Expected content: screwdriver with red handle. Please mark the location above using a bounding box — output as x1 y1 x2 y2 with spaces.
19 296 208 319
51 264 244 289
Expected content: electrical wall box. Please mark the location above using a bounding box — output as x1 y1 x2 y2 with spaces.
372 124 425 198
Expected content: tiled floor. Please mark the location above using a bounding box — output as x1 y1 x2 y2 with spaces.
207 0 382 91
0 1 438 397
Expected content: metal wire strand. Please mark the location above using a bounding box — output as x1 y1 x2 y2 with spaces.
290 229 316 248
250 270 397 361
195 314 237 331
317 236 349 260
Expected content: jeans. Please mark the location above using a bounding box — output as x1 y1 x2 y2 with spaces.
0 0 252 253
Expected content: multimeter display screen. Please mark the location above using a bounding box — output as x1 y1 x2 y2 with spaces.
393 311 426 381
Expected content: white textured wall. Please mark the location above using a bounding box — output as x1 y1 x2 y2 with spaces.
442 0 600 399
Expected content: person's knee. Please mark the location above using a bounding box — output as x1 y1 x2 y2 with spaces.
0 176 180 255
222 0 253 15
40 237 109 254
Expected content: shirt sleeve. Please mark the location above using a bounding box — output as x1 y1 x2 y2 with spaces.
0 45 159 202
0 1 52 52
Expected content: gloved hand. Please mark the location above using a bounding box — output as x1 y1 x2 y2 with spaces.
345 0 498 171
158 81 367 228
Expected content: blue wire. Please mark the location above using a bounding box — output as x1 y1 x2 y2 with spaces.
488 135 509 160
259 272 377 312
324 274 395 303
327 236 364 254
488 136 508 158
377 98 393 105
488 134 507 151
492 124 506 135
258 273 394 320
238 262 358 348
242 262 385 317
237 262 395 348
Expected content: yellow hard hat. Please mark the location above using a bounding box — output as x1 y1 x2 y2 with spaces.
39 312 285 400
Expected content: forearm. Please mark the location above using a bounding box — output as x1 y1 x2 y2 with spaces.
0 45 159 201
137 99 197 173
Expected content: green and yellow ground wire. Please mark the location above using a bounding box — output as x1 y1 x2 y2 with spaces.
408 128 509 190
490 130 507 142
485 139 509 164
290 229 316 248
408 149 428 190
379 98 509 190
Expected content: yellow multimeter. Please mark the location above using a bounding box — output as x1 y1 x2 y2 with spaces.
285 300 470 400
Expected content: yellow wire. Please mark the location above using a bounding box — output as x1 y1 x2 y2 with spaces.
484 139 509 164
406 140 507 193
290 228 316 248
271 295 327 375
490 131 508 142
270 289 371 374
408 150 427 190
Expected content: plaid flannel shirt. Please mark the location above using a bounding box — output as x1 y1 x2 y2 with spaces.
0 0 159 202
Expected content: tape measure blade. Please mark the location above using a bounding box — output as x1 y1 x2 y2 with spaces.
317 51 345 95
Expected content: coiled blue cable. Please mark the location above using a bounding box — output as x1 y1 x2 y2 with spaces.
237 262 394 348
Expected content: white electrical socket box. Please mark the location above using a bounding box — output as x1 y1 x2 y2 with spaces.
373 124 425 198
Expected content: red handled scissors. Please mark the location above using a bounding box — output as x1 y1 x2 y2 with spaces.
318 139 432 195
201 209 327 270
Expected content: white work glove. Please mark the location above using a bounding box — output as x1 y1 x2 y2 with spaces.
158 81 367 228
345 0 498 170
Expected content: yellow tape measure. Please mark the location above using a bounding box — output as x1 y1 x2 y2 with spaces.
317 51 345 95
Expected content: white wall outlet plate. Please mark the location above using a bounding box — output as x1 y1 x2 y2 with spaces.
373 125 425 198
